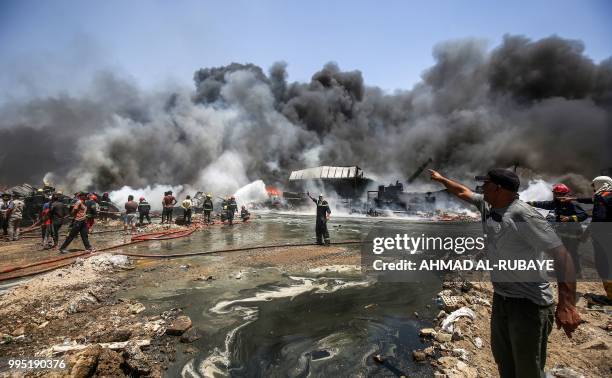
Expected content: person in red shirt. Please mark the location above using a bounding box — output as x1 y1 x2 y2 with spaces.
59 192 94 253
40 197 53 249
161 191 177 224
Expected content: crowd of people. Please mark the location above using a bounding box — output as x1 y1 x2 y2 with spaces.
0 189 254 253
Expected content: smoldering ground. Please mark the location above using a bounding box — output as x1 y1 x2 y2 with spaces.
0 35 610 196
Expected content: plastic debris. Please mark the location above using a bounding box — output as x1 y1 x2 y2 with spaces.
441 307 475 333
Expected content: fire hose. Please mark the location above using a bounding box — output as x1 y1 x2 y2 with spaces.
0 236 362 281
0 219 237 276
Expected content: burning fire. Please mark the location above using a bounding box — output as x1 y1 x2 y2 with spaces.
266 186 282 197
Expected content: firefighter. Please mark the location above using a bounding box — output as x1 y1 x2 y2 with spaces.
578 176 612 300
99 192 111 222
0 193 10 238
226 195 238 225
49 193 68 248
85 194 99 231
307 192 331 245
527 183 588 276
138 197 151 225
240 205 250 222
203 194 214 224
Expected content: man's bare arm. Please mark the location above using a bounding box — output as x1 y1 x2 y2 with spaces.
428 170 474 202
546 245 582 338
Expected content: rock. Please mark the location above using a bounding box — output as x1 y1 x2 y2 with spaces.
12 326 25 336
180 327 203 343
414 312 419 318
420 328 437 337
412 350 427 362
123 342 151 375
456 360 478 378
437 356 458 369
452 348 469 361
95 348 125 377
548 366 585 378
143 320 165 336
424 346 436 357
436 310 447 320
472 337 483 349
577 339 608 350
364 304 378 310
38 321 49 329
451 327 463 341
195 275 215 281
460 282 472 292
166 315 192 336
435 332 453 343
71 344 102 378
101 328 132 343
129 303 146 314
184 346 198 354
67 293 98 314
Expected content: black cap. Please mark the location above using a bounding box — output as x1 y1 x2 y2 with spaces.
475 168 520 192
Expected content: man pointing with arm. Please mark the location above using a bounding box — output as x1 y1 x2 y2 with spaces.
307 191 331 246
429 168 581 378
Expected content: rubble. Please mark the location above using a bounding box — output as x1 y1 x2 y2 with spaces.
420 328 437 337
166 315 192 336
577 339 608 350
49 339 151 354
70 345 103 378
412 349 427 361
435 332 453 343
180 327 203 343
129 302 146 314
548 366 585 378
123 341 154 376
81 253 132 272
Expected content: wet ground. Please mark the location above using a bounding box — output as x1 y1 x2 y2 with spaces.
115 213 443 377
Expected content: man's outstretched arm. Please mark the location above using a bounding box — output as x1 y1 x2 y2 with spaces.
306 191 317 204
546 245 582 338
429 169 474 202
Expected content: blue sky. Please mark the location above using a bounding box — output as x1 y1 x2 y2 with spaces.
1 0 611 96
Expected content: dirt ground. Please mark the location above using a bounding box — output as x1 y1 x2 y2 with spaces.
0 222 610 377
421 281 611 378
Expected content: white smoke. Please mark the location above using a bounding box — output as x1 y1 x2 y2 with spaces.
519 179 553 202
110 184 184 211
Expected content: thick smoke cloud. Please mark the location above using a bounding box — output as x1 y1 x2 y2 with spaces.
0 35 610 197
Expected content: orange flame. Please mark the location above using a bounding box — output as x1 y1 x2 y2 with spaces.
266 186 281 196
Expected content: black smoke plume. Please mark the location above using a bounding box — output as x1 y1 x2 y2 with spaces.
0 35 610 196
